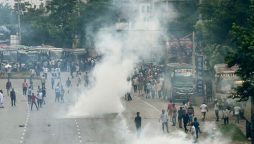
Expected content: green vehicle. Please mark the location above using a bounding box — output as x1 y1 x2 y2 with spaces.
168 63 195 103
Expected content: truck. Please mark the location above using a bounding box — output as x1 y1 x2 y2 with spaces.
168 63 195 103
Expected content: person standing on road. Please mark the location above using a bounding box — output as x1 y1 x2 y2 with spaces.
200 102 208 121
66 77 72 94
29 75 33 89
167 100 173 120
27 86 32 104
41 74 46 89
42 87 46 104
234 105 241 124
10 88 16 106
60 84 65 103
134 112 142 137
178 107 185 128
172 104 177 126
6 79 12 96
160 109 169 133
214 101 220 121
31 93 38 111
37 90 43 108
55 84 61 103
222 108 229 125
183 113 190 133
187 104 195 123
51 73 55 89
0 90 4 108
22 79 29 96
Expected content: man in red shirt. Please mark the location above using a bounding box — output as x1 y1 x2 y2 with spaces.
167 100 174 118
31 93 38 111
22 79 29 96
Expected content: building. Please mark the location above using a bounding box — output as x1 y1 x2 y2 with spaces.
0 0 49 9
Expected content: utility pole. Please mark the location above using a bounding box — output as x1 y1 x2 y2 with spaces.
17 0 22 45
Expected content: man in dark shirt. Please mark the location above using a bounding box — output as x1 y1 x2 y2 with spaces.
10 88 16 106
178 107 185 128
134 112 142 137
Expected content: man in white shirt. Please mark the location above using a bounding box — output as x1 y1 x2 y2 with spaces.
200 103 208 121
234 105 241 124
0 90 4 108
160 109 169 133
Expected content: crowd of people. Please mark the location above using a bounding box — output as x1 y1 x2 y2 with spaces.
131 63 168 100
134 99 246 143
0 60 94 110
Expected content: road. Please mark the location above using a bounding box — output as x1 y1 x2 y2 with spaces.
0 73 168 144
0 73 250 144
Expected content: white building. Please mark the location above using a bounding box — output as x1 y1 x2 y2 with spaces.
0 0 48 9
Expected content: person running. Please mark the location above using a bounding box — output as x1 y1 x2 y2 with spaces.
190 122 197 143
134 112 142 137
223 108 230 125
22 79 29 96
10 88 16 106
6 79 12 96
0 90 4 108
200 102 208 121
66 77 72 93
193 117 200 139
160 109 169 133
31 93 38 111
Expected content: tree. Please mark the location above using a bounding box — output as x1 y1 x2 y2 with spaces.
0 4 17 26
195 0 250 71
46 0 81 48
79 0 119 48
225 2 254 143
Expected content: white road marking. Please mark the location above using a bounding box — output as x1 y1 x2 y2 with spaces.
137 97 160 112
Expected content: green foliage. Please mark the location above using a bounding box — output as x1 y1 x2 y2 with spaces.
196 0 251 70
219 124 248 142
225 1 254 101
16 0 119 48
168 0 199 37
0 4 17 26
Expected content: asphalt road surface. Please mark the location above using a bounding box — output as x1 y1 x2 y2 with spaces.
0 73 167 144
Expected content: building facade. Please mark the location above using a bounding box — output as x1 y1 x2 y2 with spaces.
0 0 49 9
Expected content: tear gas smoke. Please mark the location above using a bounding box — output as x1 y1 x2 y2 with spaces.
67 1 232 144
67 0 173 117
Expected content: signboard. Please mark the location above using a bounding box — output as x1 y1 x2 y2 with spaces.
196 55 204 96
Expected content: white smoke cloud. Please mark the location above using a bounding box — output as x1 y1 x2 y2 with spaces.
67 0 170 117
65 1 234 144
